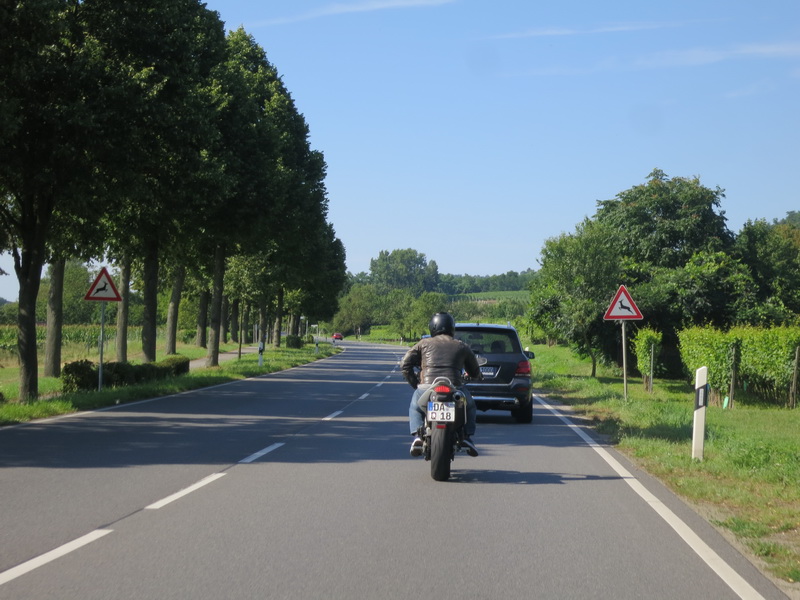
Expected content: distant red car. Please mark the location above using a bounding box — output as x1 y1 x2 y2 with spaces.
332 333 343 340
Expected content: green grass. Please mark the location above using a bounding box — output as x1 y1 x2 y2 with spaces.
0 340 340 425
532 343 800 585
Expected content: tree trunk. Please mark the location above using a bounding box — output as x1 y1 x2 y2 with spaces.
272 287 284 348
242 302 250 343
115 259 131 363
221 295 229 343
206 243 225 367
165 265 185 354
44 257 65 377
141 240 159 363
258 301 268 346
196 289 209 348
14 241 47 401
230 298 240 343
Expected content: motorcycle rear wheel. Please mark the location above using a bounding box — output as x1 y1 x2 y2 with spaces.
430 426 451 481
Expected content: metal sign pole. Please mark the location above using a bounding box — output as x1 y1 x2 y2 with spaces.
621 320 628 401
98 301 106 391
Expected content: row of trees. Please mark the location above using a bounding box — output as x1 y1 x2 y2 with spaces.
1 1 346 400
529 169 800 377
347 249 535 296
334 249 530 338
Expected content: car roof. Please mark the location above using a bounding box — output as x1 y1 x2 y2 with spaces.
455 322 517 331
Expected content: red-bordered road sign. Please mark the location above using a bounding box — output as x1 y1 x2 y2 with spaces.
84 267 122 302
603 285 643 320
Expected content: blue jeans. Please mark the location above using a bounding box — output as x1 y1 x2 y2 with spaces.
408 384 477 436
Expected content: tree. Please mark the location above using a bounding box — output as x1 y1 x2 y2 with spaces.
595 169 734 270
734 219 800 324
334 284 379 335
370 249 436 295
528 219 622 376
0 0 123 399
408 292 449 338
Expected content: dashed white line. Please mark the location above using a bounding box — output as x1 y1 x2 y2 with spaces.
239 442 285 464
0 529 113 586
145 473 227 509
534 395 765 600
323 411 343 421
358 393 369 400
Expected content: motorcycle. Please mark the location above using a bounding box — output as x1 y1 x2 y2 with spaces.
413 358 485 481
414 377 468 481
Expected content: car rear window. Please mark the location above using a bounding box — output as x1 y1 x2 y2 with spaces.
454 328 521 354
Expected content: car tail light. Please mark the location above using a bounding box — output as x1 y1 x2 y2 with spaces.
515 360 531 376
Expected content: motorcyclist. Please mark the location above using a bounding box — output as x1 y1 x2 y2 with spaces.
400 312 482 457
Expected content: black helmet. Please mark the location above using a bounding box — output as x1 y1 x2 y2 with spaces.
429 312 455 337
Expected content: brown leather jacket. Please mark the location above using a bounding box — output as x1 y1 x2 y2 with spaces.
401 334 481 389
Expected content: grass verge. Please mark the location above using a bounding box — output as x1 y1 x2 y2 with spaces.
533 343 800 589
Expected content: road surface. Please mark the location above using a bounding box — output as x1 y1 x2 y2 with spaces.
0 341 790 599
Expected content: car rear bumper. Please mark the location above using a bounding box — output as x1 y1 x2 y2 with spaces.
465 379 532 412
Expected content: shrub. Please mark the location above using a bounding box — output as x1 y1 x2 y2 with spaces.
61 360 97 393
160 355 191 376
633 327 662 387
285 335 304 349
103 361 137 388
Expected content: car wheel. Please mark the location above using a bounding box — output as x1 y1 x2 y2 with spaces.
514 400 533 424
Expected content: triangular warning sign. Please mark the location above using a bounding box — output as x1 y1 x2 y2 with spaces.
604 285 643 320
84 267 122 302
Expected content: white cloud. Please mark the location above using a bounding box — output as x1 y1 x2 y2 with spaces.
636 41 800 68
256 0 456 26
490 21 687 40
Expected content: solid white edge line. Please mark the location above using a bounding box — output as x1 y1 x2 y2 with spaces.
239 442 285 464
0 529 113 586
323 411 343 421
534 395 765 600
145 473 227 509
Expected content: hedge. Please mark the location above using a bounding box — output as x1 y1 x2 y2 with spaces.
678 326 800 407
61 355 192 393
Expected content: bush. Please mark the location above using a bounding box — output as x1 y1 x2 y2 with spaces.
633 327 662 386
285 335 304 349
61 360 97 393
160 355 191 376
62 355 191 393
103 361 137 387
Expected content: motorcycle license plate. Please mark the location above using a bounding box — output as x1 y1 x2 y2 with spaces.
428 401 456 422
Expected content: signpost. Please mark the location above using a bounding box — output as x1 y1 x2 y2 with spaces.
84 267 122 391
603 285 643 400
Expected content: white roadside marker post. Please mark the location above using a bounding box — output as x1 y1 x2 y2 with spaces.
692 366 708 461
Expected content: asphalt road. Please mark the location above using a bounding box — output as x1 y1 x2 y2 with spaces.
0 341 790 599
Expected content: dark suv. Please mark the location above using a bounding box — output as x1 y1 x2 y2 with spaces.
454 323 535 423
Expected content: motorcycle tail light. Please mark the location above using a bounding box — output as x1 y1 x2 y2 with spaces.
515 360 531 376
434 385 452 394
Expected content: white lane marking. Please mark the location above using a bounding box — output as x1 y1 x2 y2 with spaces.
0 529 113 586
145 473 227 509
534 395 765 600
358 393 369 400
323 411 343 421
239 442 285 464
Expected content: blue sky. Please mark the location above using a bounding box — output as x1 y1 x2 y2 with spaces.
1 0 798 300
